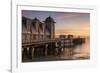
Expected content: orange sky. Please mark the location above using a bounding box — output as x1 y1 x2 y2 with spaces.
55 22 90 37
54 13 90 37
55 31 90 37
22 11 90 37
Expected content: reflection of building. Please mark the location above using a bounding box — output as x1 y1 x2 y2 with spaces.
22 16 55 42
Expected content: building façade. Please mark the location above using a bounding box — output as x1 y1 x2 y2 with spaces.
22 16 55 43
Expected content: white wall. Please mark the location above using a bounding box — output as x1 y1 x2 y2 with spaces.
0 0 99 73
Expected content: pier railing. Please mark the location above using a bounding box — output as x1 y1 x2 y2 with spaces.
22 38 73 48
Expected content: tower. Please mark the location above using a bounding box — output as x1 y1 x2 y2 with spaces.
22 16 32 42
44 16 55 39
32 17 41 40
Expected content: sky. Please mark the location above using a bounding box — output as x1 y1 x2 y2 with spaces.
22 10 90 37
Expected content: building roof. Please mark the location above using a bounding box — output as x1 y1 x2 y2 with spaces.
44 16 55 23
32 17 40 22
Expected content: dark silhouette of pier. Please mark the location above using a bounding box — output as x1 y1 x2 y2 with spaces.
22 16 86 62
22 37 85 61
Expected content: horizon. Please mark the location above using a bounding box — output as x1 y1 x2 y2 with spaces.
22 10 90 37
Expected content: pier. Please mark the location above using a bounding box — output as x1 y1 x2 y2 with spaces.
22 16 86 62
22 37 85 60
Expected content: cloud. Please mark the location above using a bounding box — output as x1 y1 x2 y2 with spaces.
56 12 88 20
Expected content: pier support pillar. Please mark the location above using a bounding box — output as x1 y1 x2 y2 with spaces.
28 47 33 59
22 48 28 59
45 44 48 56
57 42 62 55
47 42 56 56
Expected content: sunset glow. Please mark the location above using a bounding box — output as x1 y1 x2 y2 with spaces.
22 10 90 62
22 10 90 37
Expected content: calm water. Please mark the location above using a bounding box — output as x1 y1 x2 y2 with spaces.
22 38 90 62
60 38 90 59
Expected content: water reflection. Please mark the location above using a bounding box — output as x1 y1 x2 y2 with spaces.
73 38 90 59
22 38 90 62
